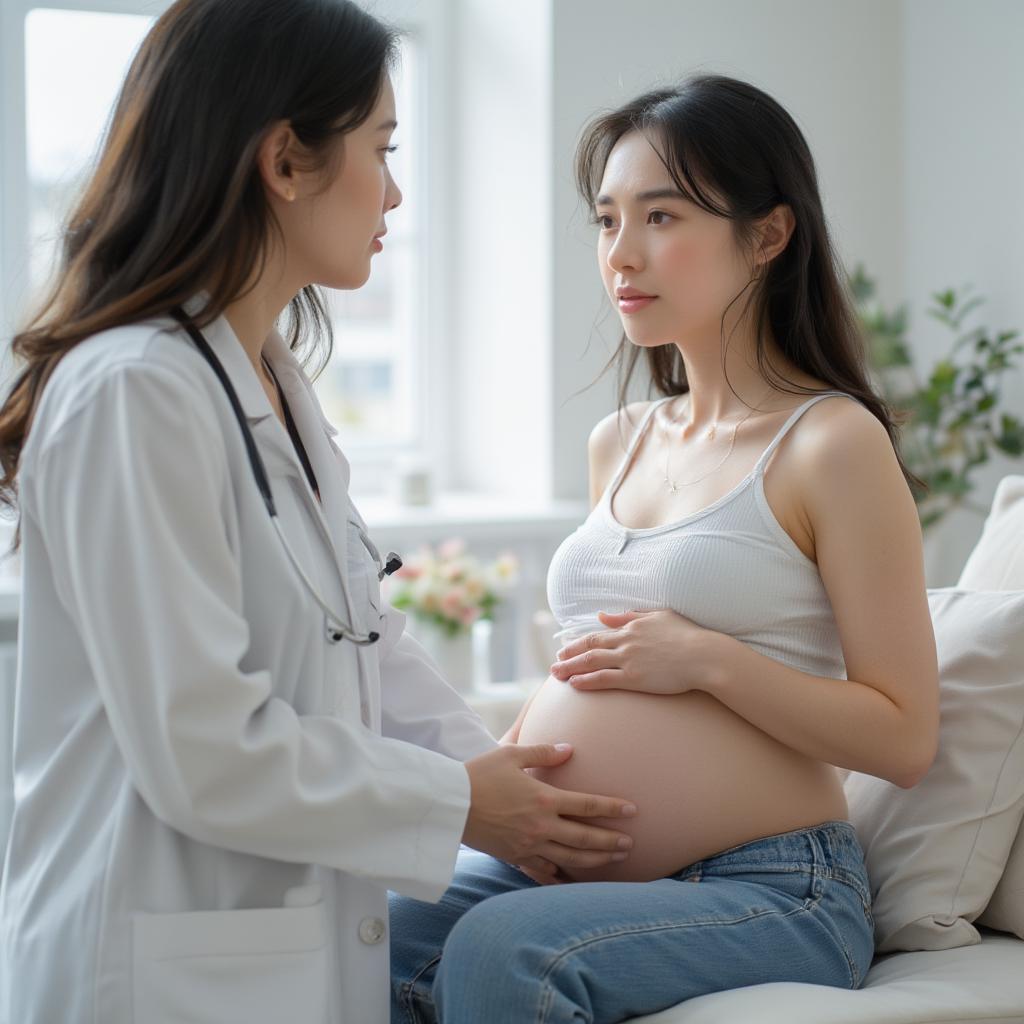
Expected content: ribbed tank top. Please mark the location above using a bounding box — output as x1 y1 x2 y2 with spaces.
547 391 858 680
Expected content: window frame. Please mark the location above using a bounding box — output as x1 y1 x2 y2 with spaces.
0 0 451 490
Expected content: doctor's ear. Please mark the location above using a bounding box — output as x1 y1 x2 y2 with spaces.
256 120 308 205
752 203 796 268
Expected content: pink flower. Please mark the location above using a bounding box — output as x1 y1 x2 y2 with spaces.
438 537 466 561
394 562 423 580
459 606 481 627
441 586 467 617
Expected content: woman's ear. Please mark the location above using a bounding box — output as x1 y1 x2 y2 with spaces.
756 204 796 266
256 120 300 204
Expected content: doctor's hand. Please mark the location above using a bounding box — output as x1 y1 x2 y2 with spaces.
462 743 638 874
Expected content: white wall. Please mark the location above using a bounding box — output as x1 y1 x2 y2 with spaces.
901 0 1024 584
448 0 553 500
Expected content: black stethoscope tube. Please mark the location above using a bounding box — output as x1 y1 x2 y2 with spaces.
171 307 400 646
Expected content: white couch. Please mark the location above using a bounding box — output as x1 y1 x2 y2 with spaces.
635 932 1024 1022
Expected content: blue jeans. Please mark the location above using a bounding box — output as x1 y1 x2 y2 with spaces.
389 819 875 1023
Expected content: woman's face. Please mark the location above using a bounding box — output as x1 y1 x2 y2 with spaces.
594 130 752 349
291 75 402 290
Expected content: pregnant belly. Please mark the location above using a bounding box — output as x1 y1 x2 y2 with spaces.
516 675 847 883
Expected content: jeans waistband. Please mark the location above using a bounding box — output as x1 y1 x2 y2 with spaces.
673 820 871 907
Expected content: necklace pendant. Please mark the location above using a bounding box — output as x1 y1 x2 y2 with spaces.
665 477 679 494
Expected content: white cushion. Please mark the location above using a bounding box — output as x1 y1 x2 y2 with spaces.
626 932 1024 1023
984 835 1024 939
956 474 1024 939
958 475 1024 592
843 588 1024 952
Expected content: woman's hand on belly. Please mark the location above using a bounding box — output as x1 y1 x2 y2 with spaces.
549 609 721 695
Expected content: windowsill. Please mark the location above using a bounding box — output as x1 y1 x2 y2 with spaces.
351 491 589 542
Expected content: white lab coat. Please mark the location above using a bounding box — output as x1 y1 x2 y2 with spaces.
0 297 499 1024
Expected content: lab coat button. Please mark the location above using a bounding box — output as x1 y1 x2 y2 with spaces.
358 916 386 945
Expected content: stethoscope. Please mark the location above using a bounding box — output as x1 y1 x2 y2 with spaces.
171 307 401 646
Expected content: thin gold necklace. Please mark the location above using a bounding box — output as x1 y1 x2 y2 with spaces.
661 384 775 493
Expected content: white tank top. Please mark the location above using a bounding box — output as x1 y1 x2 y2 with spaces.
546 391 859 680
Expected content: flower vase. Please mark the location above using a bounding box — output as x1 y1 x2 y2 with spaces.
414 623 476 695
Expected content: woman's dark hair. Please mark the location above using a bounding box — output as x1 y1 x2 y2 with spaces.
0 0 399 513
575 73 923 493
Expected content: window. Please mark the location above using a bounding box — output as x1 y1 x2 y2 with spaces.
24 7 154 297
312 42 421 450
1 0 440 475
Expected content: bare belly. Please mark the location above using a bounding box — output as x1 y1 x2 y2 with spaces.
516 675 848 883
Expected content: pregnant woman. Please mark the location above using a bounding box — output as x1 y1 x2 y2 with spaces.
390 74 939 1023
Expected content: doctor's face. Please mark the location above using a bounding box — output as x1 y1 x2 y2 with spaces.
292 76 403 290
594 130 753 351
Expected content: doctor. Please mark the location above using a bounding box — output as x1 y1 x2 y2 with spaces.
0 1 639 1021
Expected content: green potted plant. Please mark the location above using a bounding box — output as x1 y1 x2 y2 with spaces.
852 266 1024 530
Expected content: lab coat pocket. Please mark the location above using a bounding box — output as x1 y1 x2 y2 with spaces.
132 890 331 1024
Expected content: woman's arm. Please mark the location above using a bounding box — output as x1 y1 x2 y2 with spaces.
700 402 939 787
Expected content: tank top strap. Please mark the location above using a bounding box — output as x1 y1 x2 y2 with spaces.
752 390 855 476
604 395 676 497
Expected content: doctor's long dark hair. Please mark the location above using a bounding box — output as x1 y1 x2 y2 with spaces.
575 75 923 493
0 0 399 516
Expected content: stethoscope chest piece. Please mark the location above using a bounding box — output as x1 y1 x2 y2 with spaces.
326 620 380 645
